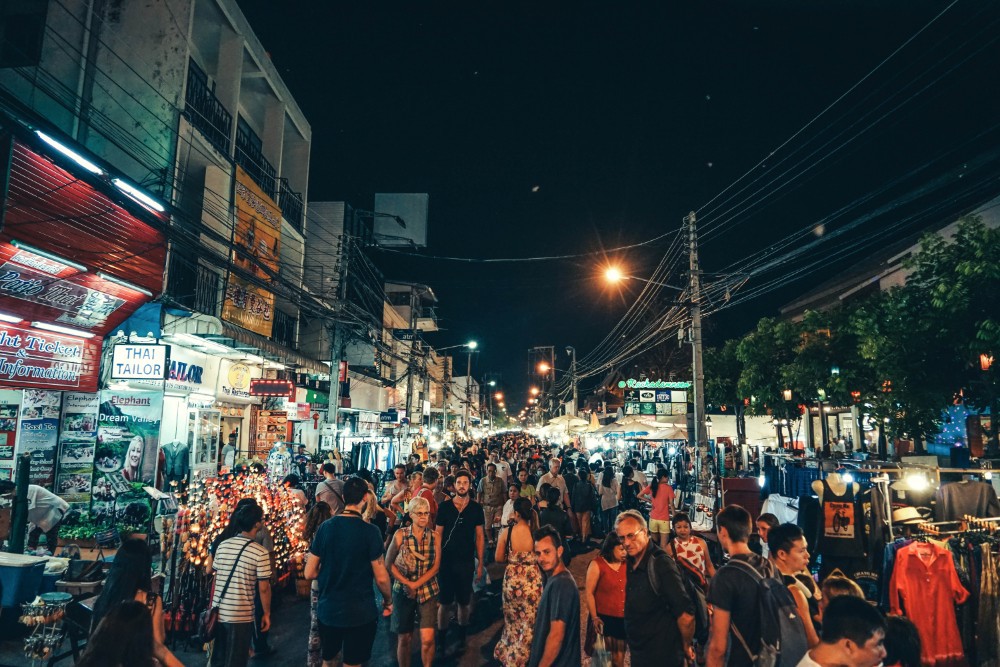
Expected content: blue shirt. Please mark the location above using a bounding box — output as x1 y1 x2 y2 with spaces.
310 514 384 626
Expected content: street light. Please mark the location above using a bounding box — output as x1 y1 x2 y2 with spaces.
602 266 685 290
537 362 551 374
530 387 540 396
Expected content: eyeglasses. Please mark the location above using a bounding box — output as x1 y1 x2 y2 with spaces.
616 529 646 544
413 511 430 516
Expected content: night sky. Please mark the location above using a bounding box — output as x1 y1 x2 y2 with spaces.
236 0 1000 410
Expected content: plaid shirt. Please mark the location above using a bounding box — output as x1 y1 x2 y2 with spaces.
393 527 440 603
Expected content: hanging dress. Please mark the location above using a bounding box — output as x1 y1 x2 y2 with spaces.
889 540 970 667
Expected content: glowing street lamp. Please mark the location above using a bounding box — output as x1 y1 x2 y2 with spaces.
537 362 551 374
530 387 540 396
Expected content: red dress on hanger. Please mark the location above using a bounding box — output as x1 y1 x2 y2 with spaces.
888 541 969 667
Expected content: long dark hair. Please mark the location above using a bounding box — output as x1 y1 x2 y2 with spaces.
651 467 669 497
512 497 538 531
210 498 261 555
303 501 332 544
92 538 152 630
77 600 155 667
601 464 614 488
599 531 624 563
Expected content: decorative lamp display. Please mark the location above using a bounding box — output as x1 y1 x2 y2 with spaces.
981 353 994 371
782 389 793 401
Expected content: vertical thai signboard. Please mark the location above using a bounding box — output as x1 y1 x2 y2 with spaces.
56 392 99 506
17 389 62 488
221 166 280 337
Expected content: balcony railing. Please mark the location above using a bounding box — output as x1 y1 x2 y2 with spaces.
235 123 277 200
273 309 297 348
278 177 304 233
168 257 222 316
183 61 232 155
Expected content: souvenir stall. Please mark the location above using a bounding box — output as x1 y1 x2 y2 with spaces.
159 468 306 647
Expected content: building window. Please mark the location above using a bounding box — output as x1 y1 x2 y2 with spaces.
0 0 48 68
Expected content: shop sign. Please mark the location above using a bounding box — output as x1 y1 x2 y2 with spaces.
164 346 218 394
380 409 400 424
111 344 170 380
618 379 692 390
250 379 294 397
0 323 101 392
221 166 281 337
217 359 262 403
281 402 312 420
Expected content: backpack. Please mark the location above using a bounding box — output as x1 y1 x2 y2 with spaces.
646 549 709 645
727 559 808 667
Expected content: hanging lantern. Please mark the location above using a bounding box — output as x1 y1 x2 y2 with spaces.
980 353 994 371
782 389 792 401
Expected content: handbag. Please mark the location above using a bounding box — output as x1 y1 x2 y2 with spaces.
394 528 419 578
196 540 252 642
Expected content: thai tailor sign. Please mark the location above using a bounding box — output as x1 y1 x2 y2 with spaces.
221 166 281 337
0 323 101 392
111 344 170 380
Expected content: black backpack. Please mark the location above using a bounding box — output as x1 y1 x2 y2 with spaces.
647 549 709 644
727 559 808 667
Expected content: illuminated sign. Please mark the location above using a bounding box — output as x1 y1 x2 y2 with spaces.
0 323 101 391
249 379 294 398
618 379 692 390
111 344 170 380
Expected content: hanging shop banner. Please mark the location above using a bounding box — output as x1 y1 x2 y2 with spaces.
16 389 62 488
0 389 22 481
55 392 99 506
221 166 282 337
93 390 163 524
0 323 102 393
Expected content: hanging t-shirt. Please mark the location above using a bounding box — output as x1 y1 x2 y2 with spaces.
818 480 865 558
889 541 969 667
934 481 1000 522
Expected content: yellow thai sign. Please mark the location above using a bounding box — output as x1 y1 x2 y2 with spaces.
222 167 281 336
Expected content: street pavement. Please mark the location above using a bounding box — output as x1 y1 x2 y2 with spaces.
0 545 601 666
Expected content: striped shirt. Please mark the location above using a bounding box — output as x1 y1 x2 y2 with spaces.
212 536 272 623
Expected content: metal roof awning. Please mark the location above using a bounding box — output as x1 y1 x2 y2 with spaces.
197 322 330 374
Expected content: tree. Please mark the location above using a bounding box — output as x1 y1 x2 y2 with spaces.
904 215 1000 453
704 339 747 443
736 317 802 445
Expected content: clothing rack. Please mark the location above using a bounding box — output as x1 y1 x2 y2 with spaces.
916 520 967 536
964 515 1000 532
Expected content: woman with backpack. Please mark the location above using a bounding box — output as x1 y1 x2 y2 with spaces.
570 467 597 545
619 465 641 512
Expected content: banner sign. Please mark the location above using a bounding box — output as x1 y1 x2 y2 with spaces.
221 166 281 337
624 382 690 418
0 323 102 392
217 359 261 404
16 389 62 488
111 344 170 380
249 379 295 397
0 389 20 481
55 392 99 506
94 390 163 524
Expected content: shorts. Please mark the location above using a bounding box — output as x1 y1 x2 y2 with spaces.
648 518 671 534
438 559 475 606
483 505 502 528
318 619 378 664
391 589 439 634
599 614 627 640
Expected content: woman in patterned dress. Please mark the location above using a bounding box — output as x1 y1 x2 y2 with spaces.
493 497 543 667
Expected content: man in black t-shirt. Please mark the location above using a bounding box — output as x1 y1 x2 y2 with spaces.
435 469 485 655
706 504 769 667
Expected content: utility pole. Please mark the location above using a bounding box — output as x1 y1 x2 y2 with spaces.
328 234 351 451
403 288 417 439
688 211 708 467
567 346 578 417
442 356 450 433
464 349 473 432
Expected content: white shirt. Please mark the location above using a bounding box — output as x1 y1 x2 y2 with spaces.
26 485 69 531
501 499 516 526
494 460 511 483
795 651 823 667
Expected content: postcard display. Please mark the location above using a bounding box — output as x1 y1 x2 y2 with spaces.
0 389 21 480
55 393 100 506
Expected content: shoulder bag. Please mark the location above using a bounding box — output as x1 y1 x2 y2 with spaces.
196 540 252 643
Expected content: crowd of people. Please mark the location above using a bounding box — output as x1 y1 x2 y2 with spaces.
71 431 927 667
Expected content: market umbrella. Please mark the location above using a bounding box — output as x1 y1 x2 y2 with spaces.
643 426 688 440
595 422 633 436
547 415 588 428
